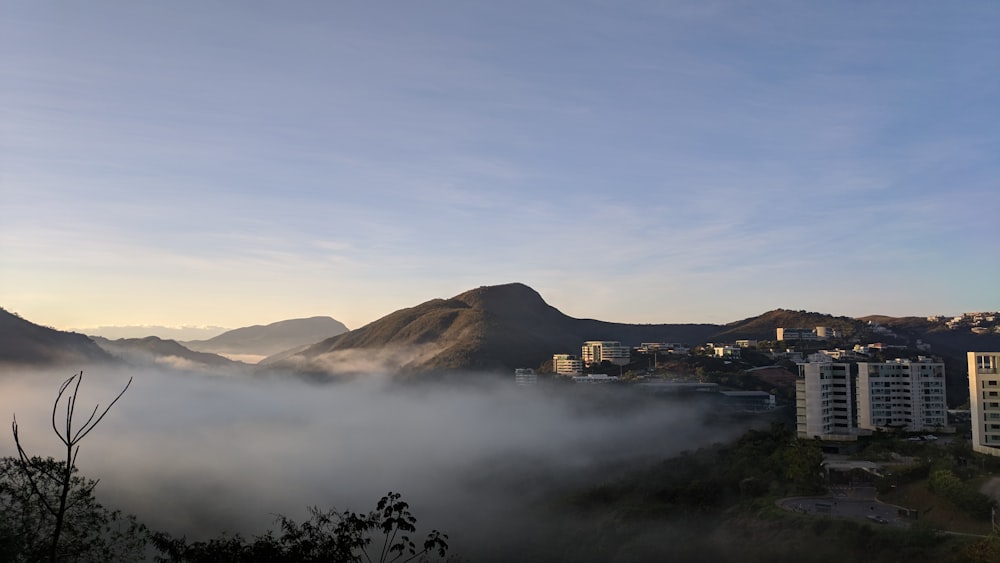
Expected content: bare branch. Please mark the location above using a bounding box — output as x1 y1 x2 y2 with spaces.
51 374 77 443
74 376 132 444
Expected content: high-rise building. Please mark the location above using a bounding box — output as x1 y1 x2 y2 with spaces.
856 358 947 432
969 352 1000 456
796 360 855 440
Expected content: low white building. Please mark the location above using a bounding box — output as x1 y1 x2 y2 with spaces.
777 328 818 341
637 342 690 355
572 373 620 384
552 353 583 376
514 368 537 386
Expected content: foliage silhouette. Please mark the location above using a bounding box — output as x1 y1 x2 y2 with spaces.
151 491 449 563
0 456 146 562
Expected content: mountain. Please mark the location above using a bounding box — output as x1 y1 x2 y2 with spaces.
92 336 240 370
0 307 113 366
184 316 349 361
712 309 866 341
271 283 719 375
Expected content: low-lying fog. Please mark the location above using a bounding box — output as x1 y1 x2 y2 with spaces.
1 366 744 559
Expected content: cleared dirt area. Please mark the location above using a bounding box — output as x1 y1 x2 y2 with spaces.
978 476 1000 503
881 479 992 535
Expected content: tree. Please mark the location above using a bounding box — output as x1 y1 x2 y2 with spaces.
0 456 146 562
9 371 135 562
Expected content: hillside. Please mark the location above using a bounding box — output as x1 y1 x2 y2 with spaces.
712 309 865 341
0 307 113 366
92 336 241 370
272 283 720 375
858 314 1000 358
184 316 348 360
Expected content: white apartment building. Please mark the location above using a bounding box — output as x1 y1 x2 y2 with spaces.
581 341 631 366
552 353 583 376
969 352 1000 457
856 358 948 432
796 360 856 440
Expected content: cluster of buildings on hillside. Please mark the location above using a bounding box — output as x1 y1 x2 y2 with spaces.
511 333 1000 461
933 312 1000 332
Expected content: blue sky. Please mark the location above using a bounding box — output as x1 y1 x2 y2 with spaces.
1 1 998 334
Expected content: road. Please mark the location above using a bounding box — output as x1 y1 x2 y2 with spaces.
777 486 909 528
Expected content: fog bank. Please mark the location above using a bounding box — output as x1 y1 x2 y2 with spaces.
0 366 744 558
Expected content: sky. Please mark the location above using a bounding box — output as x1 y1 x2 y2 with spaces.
2 1 998 335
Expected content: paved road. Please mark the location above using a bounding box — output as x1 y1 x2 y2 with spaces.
777 486 909 528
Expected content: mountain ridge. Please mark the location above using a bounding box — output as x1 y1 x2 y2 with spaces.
184 316 349 359
0 307 113 366
274 283 720 374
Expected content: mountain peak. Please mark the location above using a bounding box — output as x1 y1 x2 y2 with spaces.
454 283 547 310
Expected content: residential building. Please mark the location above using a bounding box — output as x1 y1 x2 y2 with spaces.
514 368 537 386
552 354 583 376
796 360 856 440
735 339 758 349
581 341 631 366
856 358 947 432
969 352 1000 457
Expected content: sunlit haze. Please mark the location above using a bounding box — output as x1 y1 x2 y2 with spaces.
2 2 997 332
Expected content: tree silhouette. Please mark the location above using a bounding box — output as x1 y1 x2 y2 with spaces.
151 491 449 563
10 371 133 562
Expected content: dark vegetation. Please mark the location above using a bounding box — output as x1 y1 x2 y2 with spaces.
150 493 449 563
494 422 995 563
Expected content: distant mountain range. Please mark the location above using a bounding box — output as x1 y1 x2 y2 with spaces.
90 336 239 370
184 317 349 360
3 285 998 374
